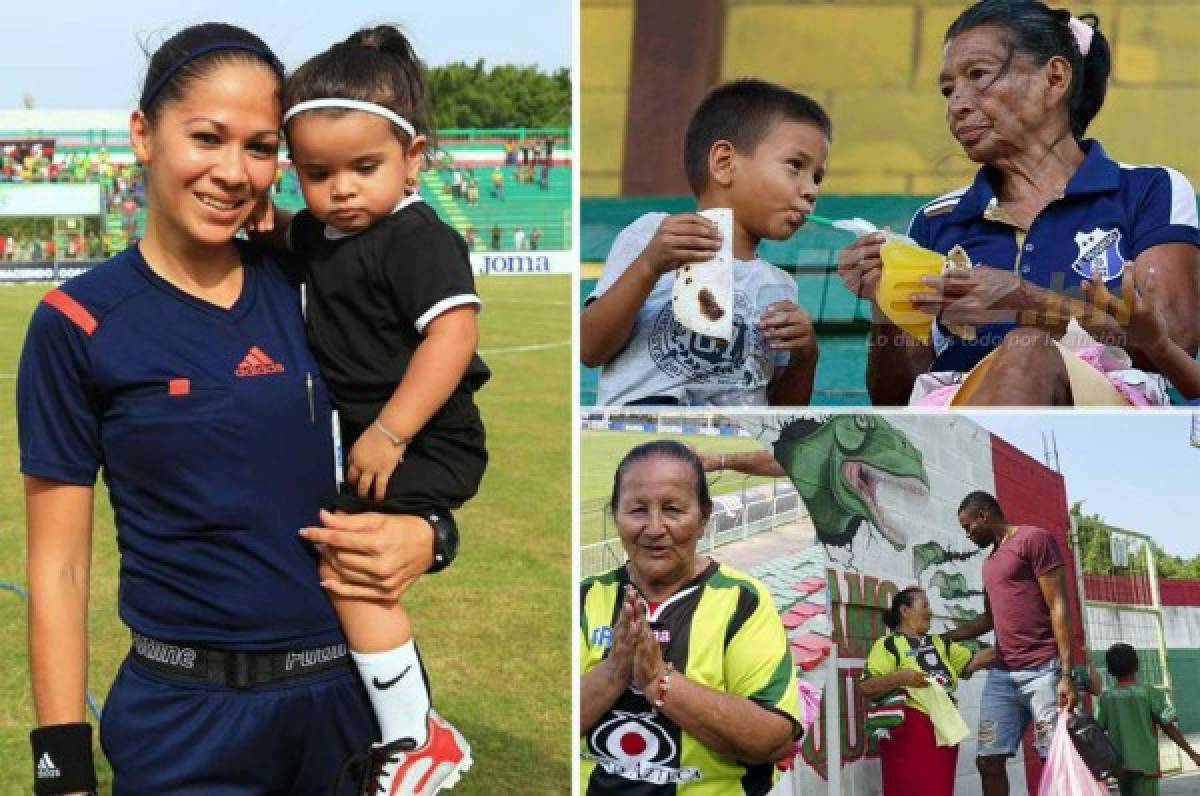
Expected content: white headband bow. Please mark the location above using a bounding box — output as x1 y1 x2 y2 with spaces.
282 99 416 139
1068 16 1094 57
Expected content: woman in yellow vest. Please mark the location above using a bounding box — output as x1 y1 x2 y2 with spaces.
860 586 993 796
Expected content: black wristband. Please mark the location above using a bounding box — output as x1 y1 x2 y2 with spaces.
31 723 97 795
423 509 459 574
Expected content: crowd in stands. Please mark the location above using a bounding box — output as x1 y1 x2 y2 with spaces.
2 141 145 259
435 135 564 252
0 225 104 261
463 223 544 253
442 136 558 208
444 162 552 207
503 135 556 191
503 136 556 168
1 142 144 205
0 135 569 260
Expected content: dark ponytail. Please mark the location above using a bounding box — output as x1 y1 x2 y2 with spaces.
884 587 924 631
284 24 431 145
945 2 1111 139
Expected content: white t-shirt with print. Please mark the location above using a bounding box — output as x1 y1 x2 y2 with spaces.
588 212 797 406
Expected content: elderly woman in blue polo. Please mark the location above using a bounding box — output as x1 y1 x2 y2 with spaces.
579 440 800 795
859 586 993 796
838 0 1200 407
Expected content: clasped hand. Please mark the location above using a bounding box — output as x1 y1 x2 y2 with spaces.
607 585 670 695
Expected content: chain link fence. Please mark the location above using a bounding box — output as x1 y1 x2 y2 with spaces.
1072 519 1181 775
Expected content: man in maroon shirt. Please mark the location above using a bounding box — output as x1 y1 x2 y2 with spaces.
945 491 1076 796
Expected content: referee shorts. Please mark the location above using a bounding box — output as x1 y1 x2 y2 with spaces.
99 654 377 794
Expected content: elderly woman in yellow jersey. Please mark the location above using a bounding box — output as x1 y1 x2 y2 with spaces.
860 587 994 796
579 440 801 794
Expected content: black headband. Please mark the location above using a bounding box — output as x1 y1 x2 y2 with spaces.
140 42 283 111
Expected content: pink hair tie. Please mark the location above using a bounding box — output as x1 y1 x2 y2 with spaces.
1068 16 1094 57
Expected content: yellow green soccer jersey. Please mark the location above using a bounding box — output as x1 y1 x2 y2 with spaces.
579 562 801 795
862 633 974 714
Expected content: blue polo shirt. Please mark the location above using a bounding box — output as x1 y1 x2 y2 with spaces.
909 140 1200 372
18 243 344 649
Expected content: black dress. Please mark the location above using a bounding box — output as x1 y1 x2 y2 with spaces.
290 198 489 514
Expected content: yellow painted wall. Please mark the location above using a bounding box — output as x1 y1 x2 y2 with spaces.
581 0 636 197
582 0 1200 196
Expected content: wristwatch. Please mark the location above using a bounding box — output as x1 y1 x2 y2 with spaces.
422 510 459 573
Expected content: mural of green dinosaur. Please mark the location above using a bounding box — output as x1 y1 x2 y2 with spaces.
774 414 929 549
913 540 984 578
928 570 986 601
946 603 982 625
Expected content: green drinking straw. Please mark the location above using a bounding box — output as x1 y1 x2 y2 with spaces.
804 214 878 235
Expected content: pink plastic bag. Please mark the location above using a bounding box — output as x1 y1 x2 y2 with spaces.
797 680 823 736
1037 710 1108 796
778 681 824 772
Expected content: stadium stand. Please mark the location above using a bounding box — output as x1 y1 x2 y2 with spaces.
0 126 571 258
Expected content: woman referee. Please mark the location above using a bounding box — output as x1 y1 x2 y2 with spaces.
19 23 435 795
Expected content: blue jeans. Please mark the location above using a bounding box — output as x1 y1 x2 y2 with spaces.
976 658 1061 759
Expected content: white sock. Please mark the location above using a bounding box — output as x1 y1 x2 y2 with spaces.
352 640 431 746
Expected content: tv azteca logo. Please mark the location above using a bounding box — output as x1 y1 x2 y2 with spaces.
585 711 702 785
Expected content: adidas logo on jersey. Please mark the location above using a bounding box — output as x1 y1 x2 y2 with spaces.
235 346 286 377
36 752 60 779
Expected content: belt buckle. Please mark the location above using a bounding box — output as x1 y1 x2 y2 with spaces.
225 651 255 689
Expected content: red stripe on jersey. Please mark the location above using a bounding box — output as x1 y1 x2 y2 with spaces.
168 378 191 396
42 288 98 335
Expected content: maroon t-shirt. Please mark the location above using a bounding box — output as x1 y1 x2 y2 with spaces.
982 525 1065 670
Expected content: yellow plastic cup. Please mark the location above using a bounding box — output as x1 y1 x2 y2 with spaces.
877 239 945 343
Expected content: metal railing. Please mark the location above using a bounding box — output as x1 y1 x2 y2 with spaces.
580 480 802 578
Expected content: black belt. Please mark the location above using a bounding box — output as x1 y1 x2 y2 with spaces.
130 632 352 689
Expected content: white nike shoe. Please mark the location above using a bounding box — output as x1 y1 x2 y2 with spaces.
343 710 472 796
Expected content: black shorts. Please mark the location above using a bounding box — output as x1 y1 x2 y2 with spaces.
336 391 487 516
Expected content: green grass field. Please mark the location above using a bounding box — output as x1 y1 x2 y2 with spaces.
579 430 780 547
0 274 570 794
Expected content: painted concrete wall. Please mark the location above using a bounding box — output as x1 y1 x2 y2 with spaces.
583 0 1200 196
581 0 636 196
744 413 1037 795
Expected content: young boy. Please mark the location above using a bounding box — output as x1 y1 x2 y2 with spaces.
580 78 827 407
1098 643 1200 796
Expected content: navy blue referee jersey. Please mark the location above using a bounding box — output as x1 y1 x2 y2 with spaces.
909 140 1200 372
18 242 345 650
